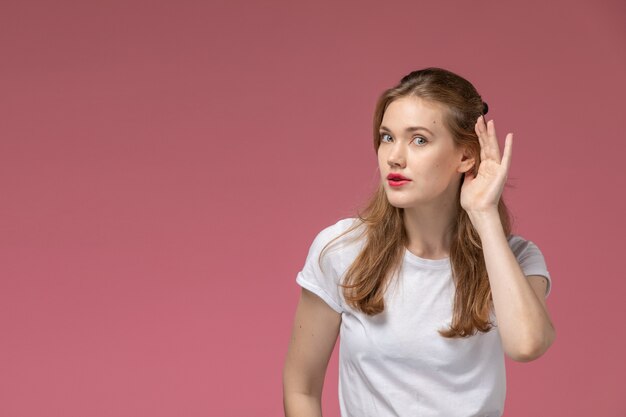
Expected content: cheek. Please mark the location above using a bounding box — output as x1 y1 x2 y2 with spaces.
428 159 457 183
377 151 386 167
436 154 458 172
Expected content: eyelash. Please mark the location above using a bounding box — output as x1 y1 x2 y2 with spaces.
379 133 428 146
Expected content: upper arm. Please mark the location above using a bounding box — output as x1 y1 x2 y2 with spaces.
283 287 342 399
526 275 556 354
527 274 556 338
527 275 549 309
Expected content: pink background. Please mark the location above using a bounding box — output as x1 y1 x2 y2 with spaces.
1 0 624 416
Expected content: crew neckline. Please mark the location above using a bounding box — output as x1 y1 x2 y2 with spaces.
403 247 451 269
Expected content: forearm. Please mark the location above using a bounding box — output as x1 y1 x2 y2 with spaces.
468 209 555 361
284 392 323 417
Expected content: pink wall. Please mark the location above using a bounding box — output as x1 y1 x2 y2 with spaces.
1 0 624 415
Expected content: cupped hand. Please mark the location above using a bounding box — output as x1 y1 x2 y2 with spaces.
460 115 513 215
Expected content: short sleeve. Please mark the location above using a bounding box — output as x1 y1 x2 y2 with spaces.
508 235 552 298
295 225 345 314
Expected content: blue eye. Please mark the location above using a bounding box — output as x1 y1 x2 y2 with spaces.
379 133 428 146
413 136 427 146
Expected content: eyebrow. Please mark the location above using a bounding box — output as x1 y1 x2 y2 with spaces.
379 125 434 136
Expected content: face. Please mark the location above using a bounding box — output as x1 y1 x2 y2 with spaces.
377 96 473 209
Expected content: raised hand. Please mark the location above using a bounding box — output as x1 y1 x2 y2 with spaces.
460 115 513 215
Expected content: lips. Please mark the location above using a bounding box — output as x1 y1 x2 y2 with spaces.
387 173 411 181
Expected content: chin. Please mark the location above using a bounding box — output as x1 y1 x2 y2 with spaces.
385 196 417 209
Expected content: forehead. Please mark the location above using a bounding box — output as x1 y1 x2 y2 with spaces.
381 96 445 132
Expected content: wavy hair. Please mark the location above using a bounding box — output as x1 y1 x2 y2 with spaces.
319 67 513 338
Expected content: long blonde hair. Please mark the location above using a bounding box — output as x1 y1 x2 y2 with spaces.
319 67 512 338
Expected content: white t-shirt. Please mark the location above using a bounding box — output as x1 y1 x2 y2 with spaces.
295 217 552 417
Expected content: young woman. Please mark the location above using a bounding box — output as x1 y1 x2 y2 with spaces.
283 67 555 417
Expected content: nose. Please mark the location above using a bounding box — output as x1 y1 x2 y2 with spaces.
387 143 406 168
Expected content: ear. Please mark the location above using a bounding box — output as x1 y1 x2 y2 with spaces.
457 146 476 174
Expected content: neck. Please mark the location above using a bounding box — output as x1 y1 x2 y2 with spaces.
402 195 459 260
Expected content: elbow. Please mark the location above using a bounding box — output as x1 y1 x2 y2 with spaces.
282 362 323 400
508 348 542 363
508 325 556 363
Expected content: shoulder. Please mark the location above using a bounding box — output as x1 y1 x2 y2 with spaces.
307 217 366 264
507 233 530 251
314 217 365 247
506 234 545 258
507 233 552 296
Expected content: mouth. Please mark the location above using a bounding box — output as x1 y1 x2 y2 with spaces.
387 177 411 187
387 174 411 181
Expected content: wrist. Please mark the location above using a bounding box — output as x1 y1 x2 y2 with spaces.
466 208 502 234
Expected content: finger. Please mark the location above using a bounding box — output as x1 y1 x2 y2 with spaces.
486 119 501 164
475 116 487 159
501 133 513 174
478 115 488 137
477 116 494 161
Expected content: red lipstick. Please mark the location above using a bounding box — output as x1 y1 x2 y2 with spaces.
387 173 411 187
